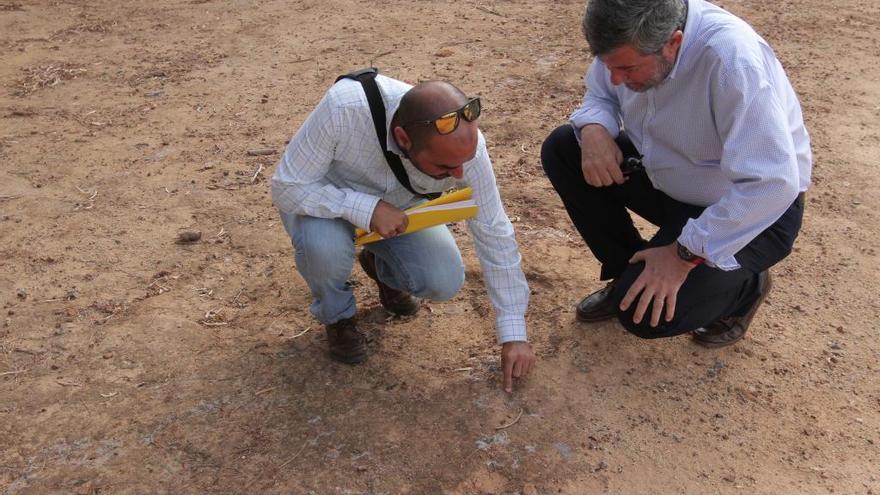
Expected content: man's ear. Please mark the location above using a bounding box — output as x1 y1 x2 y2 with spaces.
663 30 684 59
392 126 411 152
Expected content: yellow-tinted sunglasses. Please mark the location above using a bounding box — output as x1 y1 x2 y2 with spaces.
403 97 481 135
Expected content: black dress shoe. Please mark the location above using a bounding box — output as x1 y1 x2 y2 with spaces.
576 281 618 322
693 271 773 348
358 250 420 316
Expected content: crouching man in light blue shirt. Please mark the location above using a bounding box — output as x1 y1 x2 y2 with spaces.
541 0 811 347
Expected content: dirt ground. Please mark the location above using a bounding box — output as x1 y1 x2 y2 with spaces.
1 0 879 493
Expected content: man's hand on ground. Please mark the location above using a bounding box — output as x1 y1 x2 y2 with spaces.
580 124 625 187
620 243 695 327
369 200 408 239
501 341 535 393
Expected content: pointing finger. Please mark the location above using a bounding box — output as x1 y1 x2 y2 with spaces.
503 356 514 393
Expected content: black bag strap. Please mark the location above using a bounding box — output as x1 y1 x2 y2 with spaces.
336 68 440 200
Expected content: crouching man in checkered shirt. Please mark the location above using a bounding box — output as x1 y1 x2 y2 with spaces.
271 72 534 393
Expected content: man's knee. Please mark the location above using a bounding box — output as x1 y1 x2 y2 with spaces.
616 309 695 340
413 263 464 301
296 236 352 265
288 216 355 280
540 125 577 176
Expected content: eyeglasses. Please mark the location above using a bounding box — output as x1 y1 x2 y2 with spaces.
402 97 481 135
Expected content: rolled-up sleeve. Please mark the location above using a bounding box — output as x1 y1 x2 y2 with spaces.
464 134 530 344
271 89 380 232
569 59 622 140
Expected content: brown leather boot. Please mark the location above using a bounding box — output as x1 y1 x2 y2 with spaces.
325 317 367 364
358 250 420 316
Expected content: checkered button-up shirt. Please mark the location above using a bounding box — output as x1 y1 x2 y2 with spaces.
272 75 529 344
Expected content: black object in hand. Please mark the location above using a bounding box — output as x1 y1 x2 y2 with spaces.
621 155 645 176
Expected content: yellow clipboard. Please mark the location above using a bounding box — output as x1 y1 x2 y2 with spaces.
355 188 478 246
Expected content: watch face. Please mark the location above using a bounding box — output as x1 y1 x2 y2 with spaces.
677 242 698 261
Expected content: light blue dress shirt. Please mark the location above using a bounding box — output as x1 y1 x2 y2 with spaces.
570 0 812 270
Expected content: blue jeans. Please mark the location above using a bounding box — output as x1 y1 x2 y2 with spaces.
279 213 465 325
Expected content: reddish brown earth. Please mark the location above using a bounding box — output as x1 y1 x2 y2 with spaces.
1 0 878 493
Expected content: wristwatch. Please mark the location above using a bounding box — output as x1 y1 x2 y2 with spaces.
676 241 705 266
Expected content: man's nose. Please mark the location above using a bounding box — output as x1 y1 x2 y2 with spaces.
610 69 626 86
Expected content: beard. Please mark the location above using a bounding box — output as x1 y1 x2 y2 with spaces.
626 54 675 93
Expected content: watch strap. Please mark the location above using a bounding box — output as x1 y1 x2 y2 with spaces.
676 241 705 265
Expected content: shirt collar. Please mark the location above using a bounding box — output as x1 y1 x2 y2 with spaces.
667 0 698 81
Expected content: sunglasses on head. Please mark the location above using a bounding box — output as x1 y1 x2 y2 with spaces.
402 97 481 135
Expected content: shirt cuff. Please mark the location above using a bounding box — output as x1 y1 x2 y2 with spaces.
344 192 381 232
678 225 741 271
496 315 528 344
569 114 620 143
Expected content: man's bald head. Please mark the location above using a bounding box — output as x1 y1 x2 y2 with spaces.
396 81 470 151
391 80 480 180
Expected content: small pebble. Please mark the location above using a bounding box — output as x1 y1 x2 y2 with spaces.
176 231 202 244
246 148 276 156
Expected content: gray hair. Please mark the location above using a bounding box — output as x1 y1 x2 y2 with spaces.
582 0 686 56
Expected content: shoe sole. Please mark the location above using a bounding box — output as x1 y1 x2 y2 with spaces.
692 328 747 349
330 351 368 364
575 311 617 323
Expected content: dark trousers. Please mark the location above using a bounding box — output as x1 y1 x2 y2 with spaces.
540 125 804 339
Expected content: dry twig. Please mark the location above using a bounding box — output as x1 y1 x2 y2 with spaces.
0 369 28 377
286 326 312 339
230 288 245 306
200 308 228 326
195 287 214 298
495 408 524 430
73 185 98 210
250 163 264 183
476 5 504 16
255 386 277 396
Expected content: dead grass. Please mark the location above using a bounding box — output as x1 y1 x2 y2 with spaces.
14 63 87 97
